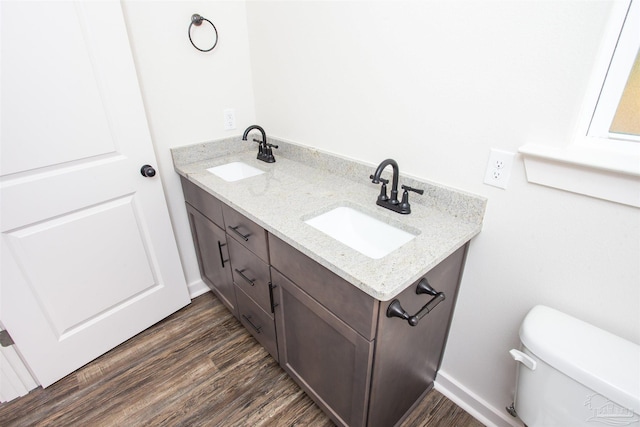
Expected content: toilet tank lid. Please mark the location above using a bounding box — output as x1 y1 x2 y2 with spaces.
520 305 640 413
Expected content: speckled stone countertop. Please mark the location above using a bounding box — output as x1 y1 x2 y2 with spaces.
172 137 486 301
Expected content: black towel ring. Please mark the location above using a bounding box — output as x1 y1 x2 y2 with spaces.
188 14 218 52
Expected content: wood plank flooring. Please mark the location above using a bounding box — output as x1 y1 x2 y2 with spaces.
0 293 484 427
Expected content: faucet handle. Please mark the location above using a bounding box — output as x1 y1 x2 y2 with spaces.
370 175 390 202
369 175 389 185
398 185 423 214
264 142 278 163
252 138 265 157
401 185 424 195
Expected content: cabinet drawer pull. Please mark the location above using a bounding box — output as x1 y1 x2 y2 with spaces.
386 278 445 327
228 225 250 241
268 282 278 313
234 268 255 286
217 241 229 268
242 314 262 334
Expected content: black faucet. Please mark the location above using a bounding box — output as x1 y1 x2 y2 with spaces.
242 125 278 163
370 159 423 214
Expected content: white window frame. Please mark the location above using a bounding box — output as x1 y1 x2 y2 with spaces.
520 0 640 208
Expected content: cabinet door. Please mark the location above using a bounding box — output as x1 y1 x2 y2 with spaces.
186 203 237 317
272 269 373 427
367 244 468 427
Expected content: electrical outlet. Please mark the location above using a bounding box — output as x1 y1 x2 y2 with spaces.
223 108 236 130
484 149 515 189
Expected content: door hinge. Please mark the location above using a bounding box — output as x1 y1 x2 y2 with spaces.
0 330 15 347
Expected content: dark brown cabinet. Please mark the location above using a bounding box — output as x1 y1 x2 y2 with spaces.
272 268 373 427
367 244 467 427
181 177 469 427
221 202 277 361
235 286 278 359
222 204 269 262
183 182 237 317
227 237 271 314
182 177 277 360
270 233 468 427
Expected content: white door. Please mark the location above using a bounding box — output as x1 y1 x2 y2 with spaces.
0 1 190 387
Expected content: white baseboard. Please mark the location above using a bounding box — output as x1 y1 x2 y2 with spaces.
187 279 210 299
0 342 39 402
435 370 522 427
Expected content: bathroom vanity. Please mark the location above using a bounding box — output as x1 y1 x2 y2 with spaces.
173 137 485 427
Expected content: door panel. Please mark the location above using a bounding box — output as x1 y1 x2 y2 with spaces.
4 197 156 337
0 0 189 387
1 1 114 175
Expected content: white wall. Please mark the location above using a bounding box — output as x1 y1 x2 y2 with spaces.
244 1 640 424
121 0 256 293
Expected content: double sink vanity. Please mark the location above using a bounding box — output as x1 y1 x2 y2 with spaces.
172 134 486 427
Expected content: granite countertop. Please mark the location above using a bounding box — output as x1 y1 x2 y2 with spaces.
172 137 486 301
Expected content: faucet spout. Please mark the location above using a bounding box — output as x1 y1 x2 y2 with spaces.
242 125 266 144
371 159 400 204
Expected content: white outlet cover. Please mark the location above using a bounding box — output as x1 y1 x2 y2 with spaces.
223 108 236 130
484 149 515 189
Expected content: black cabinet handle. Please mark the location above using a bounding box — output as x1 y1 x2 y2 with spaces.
228 225 250 241
242 315 262 334
234 268 255 286
268 282 278 313
386 278 445 327
217 241 229 268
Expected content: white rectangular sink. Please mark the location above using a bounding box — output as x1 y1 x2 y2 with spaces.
207 162 265 182
305 206 416 259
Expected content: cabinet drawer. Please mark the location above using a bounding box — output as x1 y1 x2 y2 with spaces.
236 287 278 361
228 237 272 314
270 235 378 340
181 177 225 228
222 204 269 262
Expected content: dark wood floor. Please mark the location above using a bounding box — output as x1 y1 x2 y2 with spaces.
0 292 484 427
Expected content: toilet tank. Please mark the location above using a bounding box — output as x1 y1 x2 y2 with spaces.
511 305 639 427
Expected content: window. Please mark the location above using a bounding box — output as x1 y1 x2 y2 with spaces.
588 0 639 143
608 50 639 137
520 0 640 207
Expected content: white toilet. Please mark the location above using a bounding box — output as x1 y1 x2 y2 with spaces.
510 305 640 427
